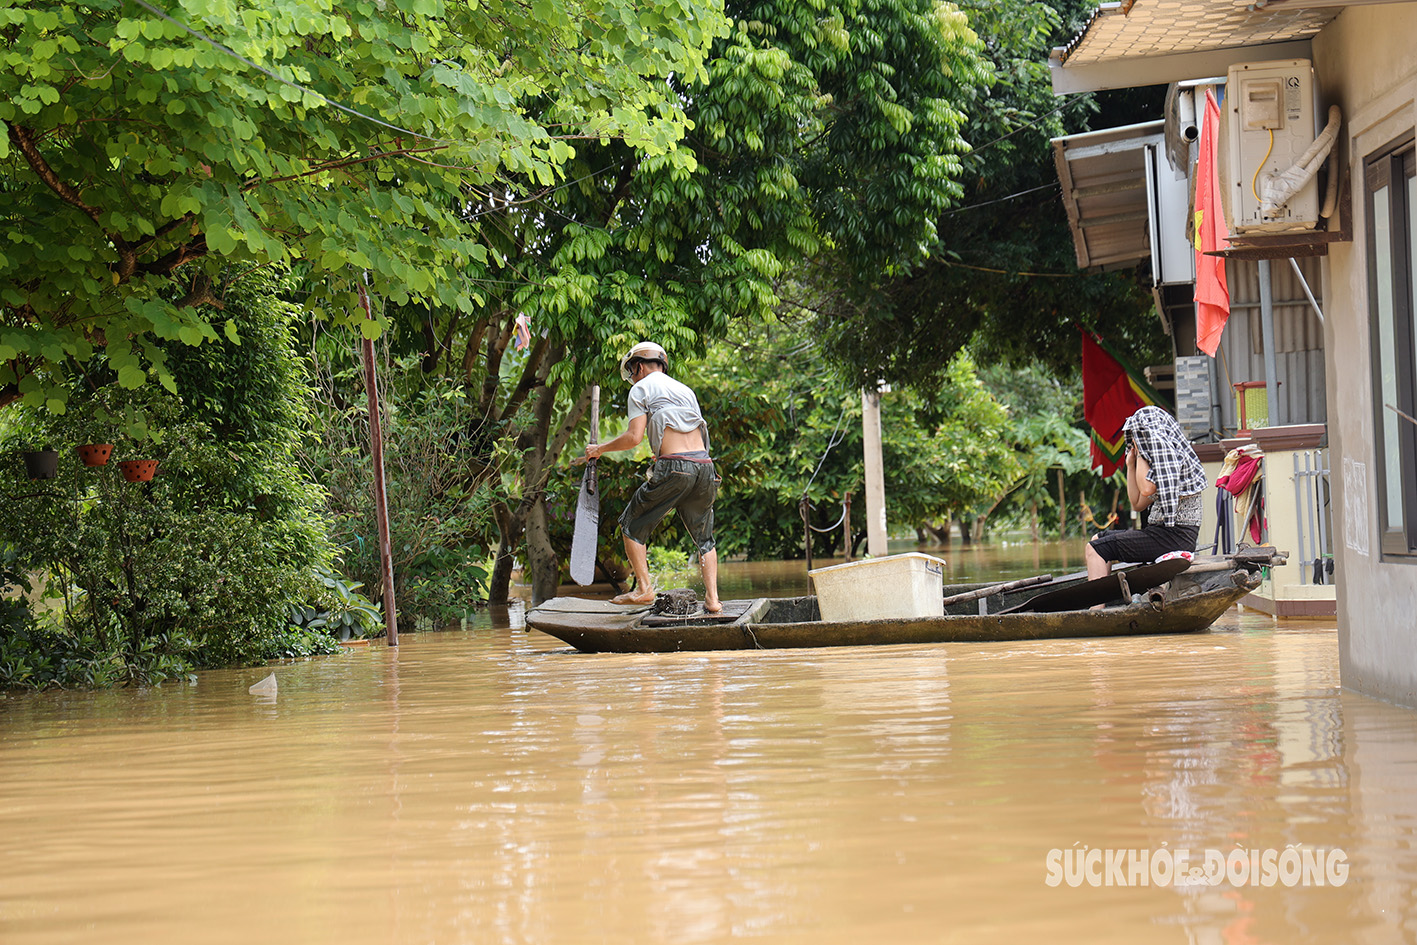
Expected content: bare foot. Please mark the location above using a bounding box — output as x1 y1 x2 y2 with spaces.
703 599 722 614
611 590 655 606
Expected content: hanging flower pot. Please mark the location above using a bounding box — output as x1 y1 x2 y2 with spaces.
77 443 114 466
118 459 159 483
22 449 59 480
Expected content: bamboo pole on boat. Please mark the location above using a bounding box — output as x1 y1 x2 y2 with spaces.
801 497 813 574
940 573 1054 608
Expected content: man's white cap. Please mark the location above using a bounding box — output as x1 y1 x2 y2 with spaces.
619 341 668 383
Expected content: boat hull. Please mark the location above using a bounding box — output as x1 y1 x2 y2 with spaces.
527 569 1262 654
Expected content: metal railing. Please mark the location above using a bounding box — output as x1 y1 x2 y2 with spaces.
1293 449 1334 585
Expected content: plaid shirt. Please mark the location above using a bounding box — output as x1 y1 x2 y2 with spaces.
1124 407 1208 526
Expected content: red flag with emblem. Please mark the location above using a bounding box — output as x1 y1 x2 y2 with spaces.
1081 328 1162 476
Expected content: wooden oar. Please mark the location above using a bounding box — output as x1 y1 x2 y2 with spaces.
569 386 600 586
940 573 1054 607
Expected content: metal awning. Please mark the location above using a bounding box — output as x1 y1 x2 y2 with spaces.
1047 0 1377 94
1052 120 1165 271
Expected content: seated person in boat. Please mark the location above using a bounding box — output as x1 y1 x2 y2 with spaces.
1084 405 1207 579
578 340 721 613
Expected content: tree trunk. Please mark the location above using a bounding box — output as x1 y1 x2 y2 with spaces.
525 498 560 605
486 347 588 604
924 520 951 543
487 547 519 606
1029 501 1038 543
487 503 524 605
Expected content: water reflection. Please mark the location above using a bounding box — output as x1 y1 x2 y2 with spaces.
1 542 1414 944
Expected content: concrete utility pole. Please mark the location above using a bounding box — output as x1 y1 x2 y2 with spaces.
862 386 888 557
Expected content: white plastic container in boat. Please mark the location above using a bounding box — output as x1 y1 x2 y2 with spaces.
808 552 947 622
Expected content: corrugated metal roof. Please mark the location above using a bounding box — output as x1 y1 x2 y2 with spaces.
1052 120 1165 270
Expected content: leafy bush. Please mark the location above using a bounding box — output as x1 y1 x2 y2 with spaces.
288 567 383 643
647 546 696 588
0 274 343 686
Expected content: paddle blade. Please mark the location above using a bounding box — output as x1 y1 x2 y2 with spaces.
569 465 599 586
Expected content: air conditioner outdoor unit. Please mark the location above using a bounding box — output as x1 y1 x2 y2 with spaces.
1223 59 1320 234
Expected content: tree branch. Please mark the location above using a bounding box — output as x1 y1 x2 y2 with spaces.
242 144 450 192
6 121 105 229
174 270 225 311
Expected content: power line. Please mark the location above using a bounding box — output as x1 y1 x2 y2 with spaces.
941 181 1060 215
935 258 1078 279
966 103 1069 156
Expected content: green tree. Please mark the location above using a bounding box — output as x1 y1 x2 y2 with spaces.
681 320 1021 560
0 0 725 412
380 0 991 601
298 335 497 628
807 0 1164 390
976 360 1093 541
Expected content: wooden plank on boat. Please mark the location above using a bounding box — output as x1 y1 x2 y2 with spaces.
532 597 651 615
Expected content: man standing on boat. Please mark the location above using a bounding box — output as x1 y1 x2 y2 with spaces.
1084 405 1207 579
578 341 722 613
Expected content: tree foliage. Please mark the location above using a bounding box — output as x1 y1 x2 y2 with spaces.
371 0 992 600
806 0 1165 390
0 0 725 412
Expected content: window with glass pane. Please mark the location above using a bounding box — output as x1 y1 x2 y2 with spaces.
1365 137 1417 557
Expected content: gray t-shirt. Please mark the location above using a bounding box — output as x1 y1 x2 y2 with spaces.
628 371 710 456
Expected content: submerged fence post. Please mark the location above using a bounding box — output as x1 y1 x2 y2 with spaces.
358 282 398 647
801 497 813 574
843 492 852 563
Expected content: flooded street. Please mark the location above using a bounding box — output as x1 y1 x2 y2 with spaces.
3 543 1416 943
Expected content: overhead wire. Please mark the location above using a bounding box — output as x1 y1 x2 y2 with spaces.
940 181 1061 215
935 258 1079 279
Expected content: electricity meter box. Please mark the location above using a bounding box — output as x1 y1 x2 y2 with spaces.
1223 59 1320 234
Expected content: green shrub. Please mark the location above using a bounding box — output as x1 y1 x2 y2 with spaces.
0 273 344 686
288 567 383 644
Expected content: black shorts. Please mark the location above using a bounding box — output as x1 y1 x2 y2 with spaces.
1089 523 1199 565
618 458 718 556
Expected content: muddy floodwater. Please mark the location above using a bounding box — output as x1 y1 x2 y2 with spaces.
3 542 1417 944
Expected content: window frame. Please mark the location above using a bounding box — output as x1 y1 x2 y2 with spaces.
1364 133 1417 559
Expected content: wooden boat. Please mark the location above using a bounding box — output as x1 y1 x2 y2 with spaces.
526 550 1284 654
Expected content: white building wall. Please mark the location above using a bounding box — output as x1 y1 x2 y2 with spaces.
1313 4 1417 706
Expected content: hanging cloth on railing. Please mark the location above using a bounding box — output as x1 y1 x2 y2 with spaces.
1217 446 1265 544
